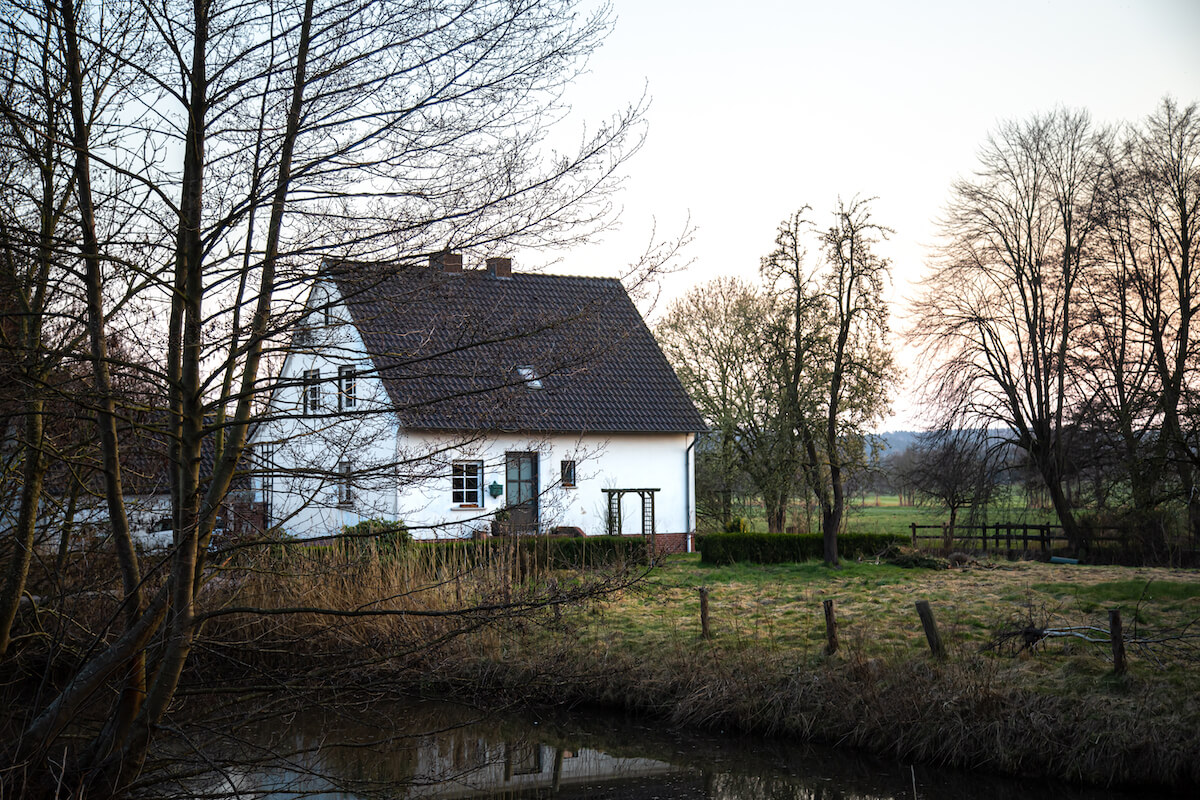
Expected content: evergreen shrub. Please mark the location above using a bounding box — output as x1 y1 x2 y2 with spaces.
723 516 752 533
697 532 904 565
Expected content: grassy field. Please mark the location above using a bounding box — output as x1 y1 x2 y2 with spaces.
726 493 1061 537
578 554 1200 687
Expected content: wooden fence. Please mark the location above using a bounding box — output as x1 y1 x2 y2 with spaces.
908 522 1126 553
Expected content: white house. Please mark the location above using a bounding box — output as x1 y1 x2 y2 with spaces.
252 254 705 542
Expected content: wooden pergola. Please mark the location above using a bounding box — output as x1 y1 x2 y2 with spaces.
601 487 660 558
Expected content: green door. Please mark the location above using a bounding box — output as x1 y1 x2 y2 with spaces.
505 452 539 535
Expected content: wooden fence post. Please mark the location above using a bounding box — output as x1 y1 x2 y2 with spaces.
823 598 838 655
1109 608 1126 676
699 587 711 639
915 600 945 658
910 522 918 548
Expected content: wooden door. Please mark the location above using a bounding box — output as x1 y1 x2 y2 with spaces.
505 452 539 534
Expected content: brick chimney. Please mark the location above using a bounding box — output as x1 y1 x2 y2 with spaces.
430 251 462 273
486 257 512 278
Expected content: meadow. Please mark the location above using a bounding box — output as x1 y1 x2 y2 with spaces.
721 493 1061 538
573 553 1200 687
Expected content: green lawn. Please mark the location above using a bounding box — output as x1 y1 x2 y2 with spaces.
720 494 1064 538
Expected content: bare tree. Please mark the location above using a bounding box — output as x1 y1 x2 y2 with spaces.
0 0 102 656
656 277 769 529
759 200 895 562
659 200 896 556
657 258 819 535
911 109 1107 548
804 198 895 565
1 0 645 794
754 209 826 535
900 428 1005 547
1097 99 1200 535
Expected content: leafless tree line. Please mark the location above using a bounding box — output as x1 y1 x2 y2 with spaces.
910 98 1200 551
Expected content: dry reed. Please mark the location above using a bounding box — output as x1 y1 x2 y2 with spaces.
194 539 641 682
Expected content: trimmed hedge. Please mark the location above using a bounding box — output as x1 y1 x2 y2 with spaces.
697 532 905 565
422 534 648 570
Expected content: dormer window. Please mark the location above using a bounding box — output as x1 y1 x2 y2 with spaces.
516 366 542 390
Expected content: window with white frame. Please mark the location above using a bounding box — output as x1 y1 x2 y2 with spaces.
338 365 356 410
561 459 576 488
302 369 321 414
337 460 353 506
452 461 483 506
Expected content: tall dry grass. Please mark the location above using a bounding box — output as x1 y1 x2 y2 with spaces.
194 539 641 681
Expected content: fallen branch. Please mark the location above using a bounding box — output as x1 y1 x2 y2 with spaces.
987 617 1200 667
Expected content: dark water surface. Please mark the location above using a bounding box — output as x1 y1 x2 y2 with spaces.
178 696 1168 799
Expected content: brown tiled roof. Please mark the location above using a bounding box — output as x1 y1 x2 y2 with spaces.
329 263 705 434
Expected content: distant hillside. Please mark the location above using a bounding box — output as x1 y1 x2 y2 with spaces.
873 430 921 454
873 429 1015 458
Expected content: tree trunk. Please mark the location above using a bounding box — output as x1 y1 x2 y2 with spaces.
821 503 841 566
53 481 81 578
944 506 958 550
763 488 787 533
822 450 843 567
58 0 148 773
720 429 735 526
0 403 46 656
817 463 841 565
1042 464 1083 551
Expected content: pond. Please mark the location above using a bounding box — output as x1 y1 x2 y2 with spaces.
172 696 1165 799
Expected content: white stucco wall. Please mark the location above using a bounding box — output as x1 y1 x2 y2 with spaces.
254 280 403 538
254 280 698 540
393 430 695 540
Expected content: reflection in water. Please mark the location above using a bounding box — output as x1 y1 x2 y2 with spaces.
172 697 1152 800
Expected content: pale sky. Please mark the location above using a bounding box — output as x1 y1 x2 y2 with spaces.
523 0 1200 429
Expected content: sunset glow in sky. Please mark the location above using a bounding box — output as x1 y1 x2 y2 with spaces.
526 0 1200 428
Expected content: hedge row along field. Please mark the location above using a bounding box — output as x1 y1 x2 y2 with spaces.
697 532 905 565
